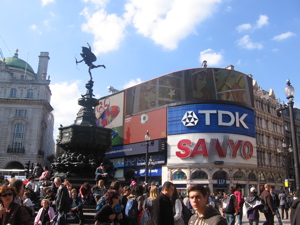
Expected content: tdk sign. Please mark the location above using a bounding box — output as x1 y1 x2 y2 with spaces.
168 104 255 137
181 110 248 129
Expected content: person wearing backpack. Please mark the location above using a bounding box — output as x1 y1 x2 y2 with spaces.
278 190 288 220
188 184 227 225
95 190 123 225
243 187 263 225
126 184 144 225
222 187 238 225
152 181 175 225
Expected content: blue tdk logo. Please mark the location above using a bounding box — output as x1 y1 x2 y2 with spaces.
181 111 198 127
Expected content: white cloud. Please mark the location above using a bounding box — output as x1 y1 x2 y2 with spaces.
272 31 296 41
50 81 82 138
255 15 268 28
29 24 42 35
225 6 232 13
123 78 142 89
199 49 223 66
29 24 38 30
81 8 127 54
236 23 252 33
124 0 222 50
41 0 55 7
236 35 263 50
236 14 268 32
82 0 109 8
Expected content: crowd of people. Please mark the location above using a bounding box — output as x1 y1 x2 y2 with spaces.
1 167 300 225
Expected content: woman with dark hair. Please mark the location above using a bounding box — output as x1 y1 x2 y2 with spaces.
222 186 238 225
126 184 144 225
0 185 30 225
95 190 123 224
32 162 43 178
79 182 92 205
9 179 25 205
39 166 51 181
171 186 185 225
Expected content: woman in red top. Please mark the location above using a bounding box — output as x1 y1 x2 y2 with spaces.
79 182 92 205
233 183 244 225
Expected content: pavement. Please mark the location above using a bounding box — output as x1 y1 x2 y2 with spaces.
240 211 291 224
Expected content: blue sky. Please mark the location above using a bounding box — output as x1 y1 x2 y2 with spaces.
1 0 299 139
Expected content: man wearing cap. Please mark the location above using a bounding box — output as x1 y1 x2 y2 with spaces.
243 187 263 225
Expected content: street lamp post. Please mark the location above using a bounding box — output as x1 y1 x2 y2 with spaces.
148 156 156 184
144 130 150 184
284 79 300 191
277 140 293 191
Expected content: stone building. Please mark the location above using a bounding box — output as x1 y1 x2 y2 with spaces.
252 80 285 192
0 50 54 170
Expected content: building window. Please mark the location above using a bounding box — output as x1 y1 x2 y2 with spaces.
172 171 187 180
233 170 245 181
10 88 17 97
258 172 266 181
267 174 275 182
248 172 257 181
15 110 27 118
212 170 229 179
12 123 25 153
26 89 33 98
191 170 208 180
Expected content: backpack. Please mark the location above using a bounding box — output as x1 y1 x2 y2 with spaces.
181 201 193 225
125 197 138 219
223 194 236 214
140 208 151 225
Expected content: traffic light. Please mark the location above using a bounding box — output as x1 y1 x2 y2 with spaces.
25 161 30 178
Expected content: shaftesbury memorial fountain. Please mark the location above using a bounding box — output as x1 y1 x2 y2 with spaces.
52 43 113 178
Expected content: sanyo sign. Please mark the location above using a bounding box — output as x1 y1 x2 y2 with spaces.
168 104 255 137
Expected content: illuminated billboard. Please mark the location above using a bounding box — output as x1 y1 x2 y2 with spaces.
167 103 256 166
95 92 124 145
124 108 167 144
125 68 253 116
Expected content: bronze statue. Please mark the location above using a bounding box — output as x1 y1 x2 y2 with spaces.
76 43 106 80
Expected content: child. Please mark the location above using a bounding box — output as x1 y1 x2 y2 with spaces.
34 199 55 225
23 191 35 216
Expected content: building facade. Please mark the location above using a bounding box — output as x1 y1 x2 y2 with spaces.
96 66 287 195
0 50 54 171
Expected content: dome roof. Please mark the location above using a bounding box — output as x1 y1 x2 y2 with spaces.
1 50 35 74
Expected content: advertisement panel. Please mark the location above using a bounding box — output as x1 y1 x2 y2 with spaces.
105 139 166 158
168 104 255 137
95 92 124 145
124 108 166 144
125 68 253 116
168 133 257 166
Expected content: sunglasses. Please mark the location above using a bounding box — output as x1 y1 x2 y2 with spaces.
1 193 13 197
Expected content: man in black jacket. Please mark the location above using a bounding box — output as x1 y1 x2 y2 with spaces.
54 177 70 224
290 190 300 225
152 181 174 225
260 183 275 225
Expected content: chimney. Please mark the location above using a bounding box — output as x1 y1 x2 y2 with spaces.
37 52 50 80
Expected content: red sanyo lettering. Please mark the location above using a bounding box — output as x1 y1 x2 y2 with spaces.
176 138 253 159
